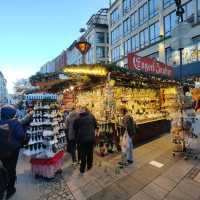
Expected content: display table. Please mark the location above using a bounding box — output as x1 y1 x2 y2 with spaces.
30 151 64 179
134 119 171 144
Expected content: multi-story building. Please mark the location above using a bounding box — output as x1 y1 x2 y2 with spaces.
67 8 109 65
108 0 200 78
0 71 8 104
40 51 67 74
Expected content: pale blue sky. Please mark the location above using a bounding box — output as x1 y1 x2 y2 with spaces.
0 0 109 93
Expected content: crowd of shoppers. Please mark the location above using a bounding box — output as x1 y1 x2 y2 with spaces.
0 103 135 199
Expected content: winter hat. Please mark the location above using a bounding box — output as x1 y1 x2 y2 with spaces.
0 105 16 120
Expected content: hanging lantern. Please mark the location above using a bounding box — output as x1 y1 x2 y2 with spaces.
75 38 91 55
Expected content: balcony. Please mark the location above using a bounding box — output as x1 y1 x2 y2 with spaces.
87 8 108 28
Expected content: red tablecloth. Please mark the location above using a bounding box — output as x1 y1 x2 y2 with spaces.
30 151 64 165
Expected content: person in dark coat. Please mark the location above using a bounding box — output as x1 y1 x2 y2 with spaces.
74 107 97 174
121 107 136 164
65 108 79 165
0 105 25 199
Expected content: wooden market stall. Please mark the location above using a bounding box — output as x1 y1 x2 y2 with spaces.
61 61 180 156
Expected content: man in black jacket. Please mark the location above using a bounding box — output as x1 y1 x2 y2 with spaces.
74 107 97 174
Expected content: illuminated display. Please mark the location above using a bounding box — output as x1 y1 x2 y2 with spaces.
63 65 108 76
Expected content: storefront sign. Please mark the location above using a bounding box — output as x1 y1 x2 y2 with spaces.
128 53 173 77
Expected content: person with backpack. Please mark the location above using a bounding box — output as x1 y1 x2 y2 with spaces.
0 105 25 199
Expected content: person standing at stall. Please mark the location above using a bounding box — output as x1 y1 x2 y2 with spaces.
65 107 79 165
74 107 97 174
0 105 25 199
121 107 136 164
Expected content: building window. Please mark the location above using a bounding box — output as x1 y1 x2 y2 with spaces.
164 11 177 37
124 39 132 56
183 1 194 21
131 11 139 31
123 0 131 15
111 46 121 62
147 52 159 60
139 28 149 48
111 25 122 44
149 0 159 18
131 34 139 51
123 17 131 36
111 7 121 26
96 32 105 43
149 21 160 44
139 3 148 25
198 0 200 19
96 47 105 58
165 47 173 65
163 0 174 8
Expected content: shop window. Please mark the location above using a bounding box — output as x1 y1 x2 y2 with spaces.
164 11 177 37
165 47 173 65
149 0 159 18
96 47 105 58
149 21 160 44
123 17 131 36
139 3 148 25
96 32 105 43
163 0 174 8
139 28 149 48
131 34 139 52
124 39 132 56
131 11 139 31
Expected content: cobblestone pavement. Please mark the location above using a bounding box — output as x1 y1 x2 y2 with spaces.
12 134 200 200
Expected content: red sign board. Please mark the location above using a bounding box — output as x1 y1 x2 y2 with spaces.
128 53 173 77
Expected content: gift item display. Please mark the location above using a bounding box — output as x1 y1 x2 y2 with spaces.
76 85 180 123
23 93 66 178
75 82 180 156
160 87 181 118
171 89 195 156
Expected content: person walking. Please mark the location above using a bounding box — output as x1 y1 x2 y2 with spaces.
0 105 25 199
74 107 97 174
121 107 136 164
65 108 79 165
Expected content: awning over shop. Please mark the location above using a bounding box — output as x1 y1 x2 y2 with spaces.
173 62 200 79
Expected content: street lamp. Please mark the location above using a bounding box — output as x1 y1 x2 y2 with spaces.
171 0 191 84
75 37 91 64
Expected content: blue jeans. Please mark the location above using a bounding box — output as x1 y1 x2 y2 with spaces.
127 138 133 162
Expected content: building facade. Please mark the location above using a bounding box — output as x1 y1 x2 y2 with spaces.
108 0 200 78
40 51 67 74
67 8 109 65
0 71 8 104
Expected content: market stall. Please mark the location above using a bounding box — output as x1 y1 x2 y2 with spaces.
24 93 66 178
62 62 180 156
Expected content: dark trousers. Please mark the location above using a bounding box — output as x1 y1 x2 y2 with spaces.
69 140 78 163
79 142 94 173
1 150 19 191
